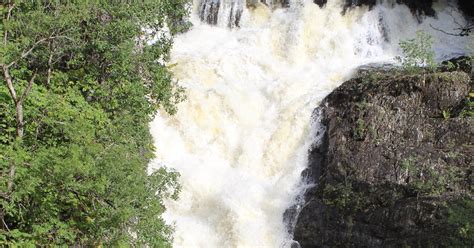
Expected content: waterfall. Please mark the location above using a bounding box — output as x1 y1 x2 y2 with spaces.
149 0 468 247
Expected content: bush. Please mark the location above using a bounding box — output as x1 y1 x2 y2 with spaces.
396 31 437 73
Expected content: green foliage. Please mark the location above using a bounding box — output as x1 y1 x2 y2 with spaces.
401 158 463 196
321 180 367 213
442 109 451 119
447 198 474 245
396 31 437 73
354 119 366 140
459 93 474 118
1 0 190 246
322 181 355 210
353 100 368 141
445 61 456 71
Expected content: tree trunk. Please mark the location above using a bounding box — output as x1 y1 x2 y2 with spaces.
15 101 24 138
2 65 23 138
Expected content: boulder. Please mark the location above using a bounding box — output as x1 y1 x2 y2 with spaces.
293 62 474 247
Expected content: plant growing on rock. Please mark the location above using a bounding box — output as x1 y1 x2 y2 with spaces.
354 119 366 140
447 198 474 245
459 93 474 117
396 31 437 74
401 158 464 197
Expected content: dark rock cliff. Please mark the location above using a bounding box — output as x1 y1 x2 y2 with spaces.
317 0 473 17
200 0 472 28
293 60 474 247
340 0 436 16
318 0 472 18
458 0 474 17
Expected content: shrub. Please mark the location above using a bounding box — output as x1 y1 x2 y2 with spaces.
396 31 437 73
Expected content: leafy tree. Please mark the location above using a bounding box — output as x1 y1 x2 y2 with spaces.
1 0 189 246
396 30 436 73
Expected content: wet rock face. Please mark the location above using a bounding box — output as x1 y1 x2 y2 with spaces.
198 0 243 27
200 0 468 28
396 0 435 16
319 0 471 17
313 0 327 8
200 0 221 25
313 0 436 17
293 61 473 247
344 0 377 9
258 0 290 7
458 0 474 16
342 0 435 16
199 0 291 27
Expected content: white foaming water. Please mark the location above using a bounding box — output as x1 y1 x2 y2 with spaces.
149 0 468 247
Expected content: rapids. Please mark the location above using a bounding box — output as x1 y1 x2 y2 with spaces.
149 0 468 247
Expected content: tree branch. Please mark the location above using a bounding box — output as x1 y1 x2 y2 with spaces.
3 1 15 47
19 71 37 104
6 34 75 68
2 65 18 103
1 214 10 232
1 69 36 199
0 191 10 199
7 37 50 68
47 41 54 86
430 24 471 37
430 11 473 37
7 165 15 193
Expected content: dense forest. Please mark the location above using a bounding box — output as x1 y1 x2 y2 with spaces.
1 1 189 246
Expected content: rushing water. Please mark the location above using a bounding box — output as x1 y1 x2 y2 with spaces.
149 0 468 247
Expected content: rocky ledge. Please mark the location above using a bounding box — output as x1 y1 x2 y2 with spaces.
293 58 474 247
315 0 473 17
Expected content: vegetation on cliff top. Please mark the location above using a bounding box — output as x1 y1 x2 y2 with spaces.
1 0 189 246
